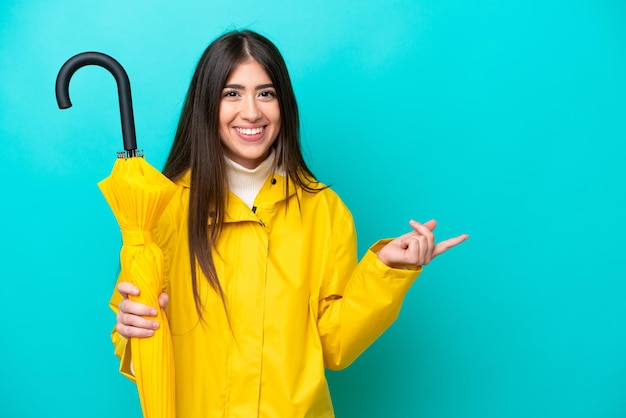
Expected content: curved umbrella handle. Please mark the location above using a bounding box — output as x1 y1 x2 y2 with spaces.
56 52 137 152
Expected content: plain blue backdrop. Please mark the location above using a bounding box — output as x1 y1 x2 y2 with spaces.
1 1 625 417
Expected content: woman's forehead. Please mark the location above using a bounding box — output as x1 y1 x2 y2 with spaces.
225 60 272 85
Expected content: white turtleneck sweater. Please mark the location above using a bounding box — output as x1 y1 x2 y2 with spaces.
224 150 278 209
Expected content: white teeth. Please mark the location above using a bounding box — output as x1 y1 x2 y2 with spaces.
236 127 264 135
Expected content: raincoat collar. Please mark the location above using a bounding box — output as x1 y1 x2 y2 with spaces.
176 169 301 224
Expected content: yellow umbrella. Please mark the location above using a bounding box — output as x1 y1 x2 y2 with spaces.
99 156 177 418
56 52 177 418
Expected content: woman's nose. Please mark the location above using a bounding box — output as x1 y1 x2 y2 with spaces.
241 97 261 121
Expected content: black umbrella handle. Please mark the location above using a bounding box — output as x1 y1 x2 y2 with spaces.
56 52 137 152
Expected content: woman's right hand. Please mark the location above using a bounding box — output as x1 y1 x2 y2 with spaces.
116 281 169 338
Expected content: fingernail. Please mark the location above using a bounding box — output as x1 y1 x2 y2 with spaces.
147 330 154 336
152 322 160 329
151 309 157 316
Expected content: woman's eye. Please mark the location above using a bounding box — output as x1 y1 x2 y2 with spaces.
223 91 238 98
259 91 276 99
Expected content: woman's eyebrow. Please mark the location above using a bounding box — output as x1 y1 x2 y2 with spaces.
223 84 244 90
223 83 275 90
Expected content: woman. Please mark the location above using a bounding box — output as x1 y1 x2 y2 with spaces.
111 30 467 417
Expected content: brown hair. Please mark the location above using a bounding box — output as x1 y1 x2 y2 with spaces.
162 30 319 317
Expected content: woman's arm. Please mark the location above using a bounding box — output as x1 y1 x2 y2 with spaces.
316 216 467 370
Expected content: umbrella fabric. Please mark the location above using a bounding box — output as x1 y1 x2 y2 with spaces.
98 156 177 418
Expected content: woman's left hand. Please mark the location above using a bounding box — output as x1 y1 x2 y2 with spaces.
377 219 468 269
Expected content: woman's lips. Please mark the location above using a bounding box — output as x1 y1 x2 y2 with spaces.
234 126 265 141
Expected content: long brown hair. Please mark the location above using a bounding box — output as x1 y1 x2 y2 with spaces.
162 30 320 317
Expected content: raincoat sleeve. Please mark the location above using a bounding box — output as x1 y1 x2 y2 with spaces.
317 210 421 370
108 207 176 381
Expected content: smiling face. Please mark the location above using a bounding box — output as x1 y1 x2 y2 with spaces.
218 60 281 169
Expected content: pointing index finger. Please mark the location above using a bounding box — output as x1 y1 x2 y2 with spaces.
433 234 469 258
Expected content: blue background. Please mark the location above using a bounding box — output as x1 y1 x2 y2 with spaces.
1 1 625 417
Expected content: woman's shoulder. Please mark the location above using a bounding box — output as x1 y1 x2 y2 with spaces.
299 179 353 221
173 170 191 189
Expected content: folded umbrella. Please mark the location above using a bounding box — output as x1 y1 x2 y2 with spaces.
56 52 177 418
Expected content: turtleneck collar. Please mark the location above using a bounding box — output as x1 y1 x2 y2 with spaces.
225 149 277 209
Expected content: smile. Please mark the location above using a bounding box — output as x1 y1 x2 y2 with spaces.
236 127 264 136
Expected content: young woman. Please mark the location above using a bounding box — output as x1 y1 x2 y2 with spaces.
111 30 467 417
